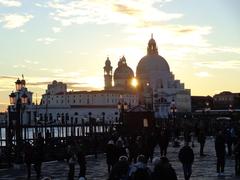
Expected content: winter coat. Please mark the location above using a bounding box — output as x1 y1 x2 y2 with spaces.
215 134 226 158
178 146 194 164
151 162 178 180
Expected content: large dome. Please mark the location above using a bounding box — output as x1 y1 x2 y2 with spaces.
136 35 170 80
137 54 170 76
114 56 134 79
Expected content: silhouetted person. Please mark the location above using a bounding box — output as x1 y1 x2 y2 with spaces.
106 140 117 173
225 127 233 156
77 143 86 178
33 133 44 179
129 154 151 180
151 157 178 180
215 130 226 176
108 156 130 180
68 150 77 180
115 138 127 160
158 130 169 157
234 136 240 176
24 141 33 179
179 141 194 180
198 130 206 156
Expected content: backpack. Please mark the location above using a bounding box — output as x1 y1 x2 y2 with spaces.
132 167 150 180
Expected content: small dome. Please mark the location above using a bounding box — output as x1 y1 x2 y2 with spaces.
105 57 111 66
15 78 21 84
114 56 134 79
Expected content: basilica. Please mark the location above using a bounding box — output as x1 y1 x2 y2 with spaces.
9 35 191 124
102 34 191 118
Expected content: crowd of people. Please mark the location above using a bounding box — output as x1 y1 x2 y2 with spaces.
18 122 240 180
105 124 240 180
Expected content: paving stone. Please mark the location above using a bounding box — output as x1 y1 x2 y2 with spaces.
0 137 238 180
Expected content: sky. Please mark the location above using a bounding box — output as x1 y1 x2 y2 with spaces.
0 0 240 111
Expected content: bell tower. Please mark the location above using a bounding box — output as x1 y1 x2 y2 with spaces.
104 57 113 90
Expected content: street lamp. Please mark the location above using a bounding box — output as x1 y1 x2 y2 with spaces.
9 91 28 163
228 104 233 112
15 78 22 91
170 100 177 125
117 101 128 125
88 112 93 136
102 112 105 133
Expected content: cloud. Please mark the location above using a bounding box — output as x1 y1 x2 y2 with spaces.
54 71 84 78
36 37 56 45
47 0 181 26
194 71 211 78
126 25 212 47
193 60 240 70
0 14 33 29
0 75 17 80
46 0 213 48
52 27 61 33
0 0 21 7
24 59 39 65
27 81 51 86
13 64 26 68
113 4 141 16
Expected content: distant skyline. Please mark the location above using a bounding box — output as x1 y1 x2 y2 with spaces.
0 0 240 111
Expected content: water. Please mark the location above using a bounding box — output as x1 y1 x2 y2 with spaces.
0 125 105 146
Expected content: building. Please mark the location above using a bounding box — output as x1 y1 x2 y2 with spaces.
39 80 138 124
191 96 213 112
8 35 191 124
136 34 191 118
0 112 7 125
213 91 240 109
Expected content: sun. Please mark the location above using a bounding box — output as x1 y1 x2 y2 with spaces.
131 78 138 88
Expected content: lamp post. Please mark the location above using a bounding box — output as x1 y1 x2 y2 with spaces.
57 116 61 137
228 104 233 122
88 112 92 136
204 102 210 133
102 112 105 133
117 101 128 125
36 116 40 138
170 100 177 125
9 88 28 163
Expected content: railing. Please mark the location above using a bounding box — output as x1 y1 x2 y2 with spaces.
0 123 113 147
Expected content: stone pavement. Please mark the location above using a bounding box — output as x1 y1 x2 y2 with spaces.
0 137 239 180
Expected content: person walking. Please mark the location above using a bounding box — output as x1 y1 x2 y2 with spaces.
77 143 86 178
178 141 194 180
33 133 44 179
106 140 117 173
234 136 240 176
108 156 130 180
151 157 178 180
68 149 77 180
158 129 169 157
198 130 206 156
129 154 151 180
24 141 33 179
215 130 226 176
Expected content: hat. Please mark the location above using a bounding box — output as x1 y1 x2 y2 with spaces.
137 154 145 163
119 155 128 161
108 140 114 145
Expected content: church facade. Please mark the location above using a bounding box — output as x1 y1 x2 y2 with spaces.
8 35 191 124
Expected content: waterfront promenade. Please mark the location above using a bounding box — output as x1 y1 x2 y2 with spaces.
0 137 238 180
